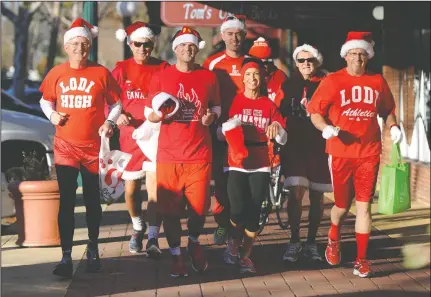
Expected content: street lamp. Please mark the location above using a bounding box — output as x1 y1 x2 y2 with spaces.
116 2 137 59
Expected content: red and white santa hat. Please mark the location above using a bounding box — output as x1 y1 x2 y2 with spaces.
171 26 205 50
293 44 323 67
63 18 98 45
220 14 246 32
340 31 375 59
248 37 272 60
115 21 155 44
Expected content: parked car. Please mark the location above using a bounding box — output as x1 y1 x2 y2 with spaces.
1 109 55 218
1 89 44 118
4 87 43 111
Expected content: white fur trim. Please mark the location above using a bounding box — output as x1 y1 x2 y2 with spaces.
116 29 127 42
130 26 155 42
273 122 287 145
340 39 374 59
122 169 146 181
222 118 242 134
64 27 94 45
151 92 180 119
284 176 309 188
293 44 323 67
224 166 270 173
144 106 154 120
172 34 199 50
220 19 246 32
199 40 206 49
309 181 333 193
90 26 99 38
142 161 156 172
210 105 221 118
256 37 266 42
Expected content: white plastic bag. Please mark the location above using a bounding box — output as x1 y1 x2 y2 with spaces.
99 134 132 205
132 120 161 164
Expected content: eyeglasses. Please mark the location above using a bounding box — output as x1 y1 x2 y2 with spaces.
69 42 90 49
133 41 153 48
297 58 316 63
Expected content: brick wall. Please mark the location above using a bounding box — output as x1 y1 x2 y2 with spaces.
380 66 430 205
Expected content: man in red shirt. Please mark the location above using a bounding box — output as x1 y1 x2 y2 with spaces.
202 15 247 245
307 32 403 277
39 19 122 278
146 27 221 277
112 22 169 257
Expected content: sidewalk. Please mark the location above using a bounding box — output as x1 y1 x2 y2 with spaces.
2 191 430 297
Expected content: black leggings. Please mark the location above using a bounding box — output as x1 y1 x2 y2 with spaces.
56 165 101 251
227 171 270 232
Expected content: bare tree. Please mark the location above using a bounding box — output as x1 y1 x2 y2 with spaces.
1 2 42 98
41 2 62 76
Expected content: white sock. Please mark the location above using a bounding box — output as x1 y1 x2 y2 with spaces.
148 226 160 240
131 216 143 232
189 235 199 243
170 246 181 256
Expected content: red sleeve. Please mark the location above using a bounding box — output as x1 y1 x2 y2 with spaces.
202 57 211 69
209 74 221 107
307 78 336 116
39 68 58 102
105 71 121 105
111 64 123 85
271 102 286 128
377 77 396 119
146 70 162 108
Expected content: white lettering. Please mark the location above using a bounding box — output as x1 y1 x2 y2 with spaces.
74 95 82 108
61 95 68 107
59 82 69 94
363 86 373 104
84 81 95 93
183 3 193 20
340 89 349 107
82 95 92 108
69 78 77 91
68 95 75 108
352 86 361 103
77 78 87 91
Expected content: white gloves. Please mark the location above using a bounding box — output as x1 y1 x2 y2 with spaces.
390 125 403 144
322 125 339 140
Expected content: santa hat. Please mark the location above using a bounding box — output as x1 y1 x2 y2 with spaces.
171 26 205 50
115 21 155 44
222 118 248 166
151 92 180 119
63 18 98 45
293 44 323 67
340 31 375 59
220 15 247 33
248 37 272 60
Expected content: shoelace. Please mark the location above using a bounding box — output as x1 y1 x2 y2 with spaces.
306 244 319 254
287 243 301 253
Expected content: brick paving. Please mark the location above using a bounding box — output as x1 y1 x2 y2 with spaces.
60 195 430 297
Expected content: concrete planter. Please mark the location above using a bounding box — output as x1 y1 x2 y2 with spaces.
8 180 60 247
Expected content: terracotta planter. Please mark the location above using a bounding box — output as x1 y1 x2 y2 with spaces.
8 180 60 247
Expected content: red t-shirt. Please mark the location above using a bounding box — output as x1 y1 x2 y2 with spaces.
307 68 396 158
40 62 121 145
227 92 286 171
203 51 245 122
111 57 169 128
267 69 287 108
147 65 221 163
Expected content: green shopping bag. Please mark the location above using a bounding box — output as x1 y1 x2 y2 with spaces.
378 143 411 215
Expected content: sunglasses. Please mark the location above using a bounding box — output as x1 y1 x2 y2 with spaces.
133 41 153 48
297 58 316 63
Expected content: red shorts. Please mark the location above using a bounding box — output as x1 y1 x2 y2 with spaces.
157 162 211 216
54 136 99 174
119 126 152 179
329 155 380 208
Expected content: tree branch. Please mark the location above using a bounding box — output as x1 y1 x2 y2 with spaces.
1 2 17 24
29 2 43 16
60 16 72 27
42 2 53 16
98 2 111 20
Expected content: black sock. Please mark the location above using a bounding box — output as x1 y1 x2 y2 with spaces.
62 250 72 262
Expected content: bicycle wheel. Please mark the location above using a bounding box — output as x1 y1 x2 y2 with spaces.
275 190 289 230
257 201 271 235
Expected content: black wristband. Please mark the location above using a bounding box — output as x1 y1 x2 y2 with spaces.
105 119 116 129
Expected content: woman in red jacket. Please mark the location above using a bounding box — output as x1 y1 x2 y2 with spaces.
221 58 287 273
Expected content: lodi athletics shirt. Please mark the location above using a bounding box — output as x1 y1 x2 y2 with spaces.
307 68 396 158
147 65 221 163
203 51 245 122
40 62 121 145
226 92 285 172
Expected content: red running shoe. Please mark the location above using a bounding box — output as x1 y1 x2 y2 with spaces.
170 254 188 278
353 259 372 278
325 238 341 266
187 240 208 272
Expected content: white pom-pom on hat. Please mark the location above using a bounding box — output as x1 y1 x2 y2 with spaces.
116 29 128 42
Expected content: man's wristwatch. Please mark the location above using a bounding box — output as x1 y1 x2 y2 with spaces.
105 119 117 129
